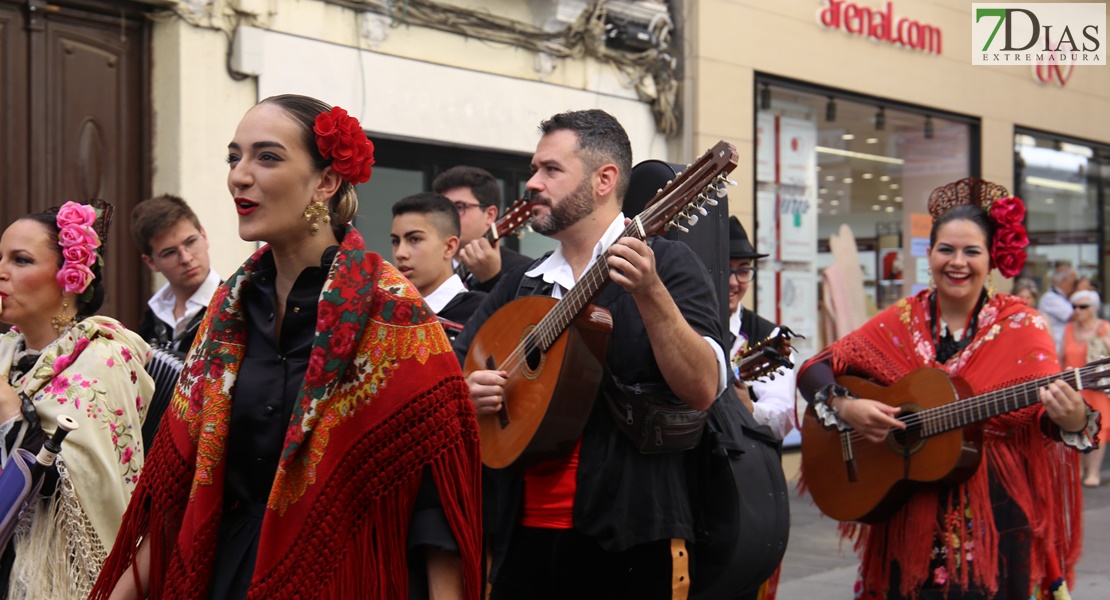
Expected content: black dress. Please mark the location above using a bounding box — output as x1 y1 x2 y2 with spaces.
207 247 456 600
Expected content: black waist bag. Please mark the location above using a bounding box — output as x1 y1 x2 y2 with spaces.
602 376 707 453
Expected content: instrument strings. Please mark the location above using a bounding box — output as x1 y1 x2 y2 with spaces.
841 365 1096 445
492 186 689 378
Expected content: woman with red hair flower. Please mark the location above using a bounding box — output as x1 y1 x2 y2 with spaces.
94 95 481 600
799 178 1097 599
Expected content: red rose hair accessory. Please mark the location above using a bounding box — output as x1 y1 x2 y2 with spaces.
988 196 1029 278
313 107 375 185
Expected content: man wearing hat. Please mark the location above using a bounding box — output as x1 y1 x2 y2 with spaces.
728 216 796 440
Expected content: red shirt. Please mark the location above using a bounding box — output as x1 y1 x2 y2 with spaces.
520 438 581 529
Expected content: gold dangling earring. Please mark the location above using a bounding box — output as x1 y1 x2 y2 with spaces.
986 271 997 298
51 297 75 335
927 268 936 293
304 197 331 235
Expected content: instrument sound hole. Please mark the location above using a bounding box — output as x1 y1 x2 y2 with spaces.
525 346 542 371
886 407 926 456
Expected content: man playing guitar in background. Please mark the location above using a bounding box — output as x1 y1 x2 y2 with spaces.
727 216 796 442
453 109 726 599
433 165 533 292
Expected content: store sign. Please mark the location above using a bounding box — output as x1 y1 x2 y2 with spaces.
972 3 1105 65
1033 62 1075 86
819 1 943 55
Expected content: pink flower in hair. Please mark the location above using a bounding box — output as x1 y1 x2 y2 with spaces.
55 202 96 228
57 225 99 249
62 244 97 267
57 263 94 296
54 201 101 298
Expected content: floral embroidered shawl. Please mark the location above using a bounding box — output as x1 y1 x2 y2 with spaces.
92 227 482 599
801 290 1083 598
0 316 152 599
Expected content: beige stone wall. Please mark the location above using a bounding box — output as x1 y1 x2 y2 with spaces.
148 0 643 283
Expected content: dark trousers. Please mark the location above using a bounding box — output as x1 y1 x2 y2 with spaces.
490 526 676 600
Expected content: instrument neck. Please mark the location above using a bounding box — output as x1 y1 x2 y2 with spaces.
917 368 1085 436
531 219 642 350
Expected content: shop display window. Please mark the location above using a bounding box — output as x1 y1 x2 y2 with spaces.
1014 131 1110 309
754 78 976 353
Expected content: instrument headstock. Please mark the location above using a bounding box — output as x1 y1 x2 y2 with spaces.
1080 355 1110 392
736 327 804 383
493 196 537 239
633 141 739 239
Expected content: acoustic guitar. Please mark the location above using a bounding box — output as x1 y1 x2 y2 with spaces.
802 360 1110 523
455 196 536 283
465 140 739 469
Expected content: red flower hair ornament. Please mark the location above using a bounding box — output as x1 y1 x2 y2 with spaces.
313 107 375 185
988 196 1029 279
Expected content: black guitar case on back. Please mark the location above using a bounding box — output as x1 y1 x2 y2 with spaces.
627 160 790 598
686 383 790 598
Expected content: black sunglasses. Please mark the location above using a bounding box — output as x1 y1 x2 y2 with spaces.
1073 304 1091 309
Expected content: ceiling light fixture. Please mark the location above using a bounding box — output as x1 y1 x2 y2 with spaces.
816 146 905 165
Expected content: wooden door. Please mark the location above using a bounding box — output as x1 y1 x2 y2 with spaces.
1 0 150 328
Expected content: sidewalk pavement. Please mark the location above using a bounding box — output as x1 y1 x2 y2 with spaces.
776 451 1110 599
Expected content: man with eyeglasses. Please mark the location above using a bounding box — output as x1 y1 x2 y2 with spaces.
131 194 220 358
727 216 795 440
432 165 533 293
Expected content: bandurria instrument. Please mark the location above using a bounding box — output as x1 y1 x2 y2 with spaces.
802 360 1110 523
464 140 739 469
455 196 536 283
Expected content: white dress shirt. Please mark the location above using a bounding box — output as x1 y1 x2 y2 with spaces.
525 213 727 397
147 268 221 338
730 305 797 440
424 274 468 313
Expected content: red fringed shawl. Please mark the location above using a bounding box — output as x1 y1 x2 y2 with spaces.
801 291 1083 598
91 228 482 599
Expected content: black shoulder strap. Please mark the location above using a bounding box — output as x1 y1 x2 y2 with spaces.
514 252 555 298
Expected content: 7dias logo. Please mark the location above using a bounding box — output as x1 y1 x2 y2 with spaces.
972 3 1105 65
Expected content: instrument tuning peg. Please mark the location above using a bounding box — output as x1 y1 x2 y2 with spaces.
704 198 719 207
666 180 673 186
727 179 738 187
695 206 708 216
686 214 699 226
715 185 728 199
671 222 690 234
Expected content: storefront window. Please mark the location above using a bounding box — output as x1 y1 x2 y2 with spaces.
754 78 976 353
1014 131 1110 306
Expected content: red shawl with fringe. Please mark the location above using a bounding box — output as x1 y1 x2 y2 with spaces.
91 228 482 599
801 290 1082 598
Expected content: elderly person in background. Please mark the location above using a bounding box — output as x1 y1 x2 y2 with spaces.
1013 277 1039 306
1039 265 1077 354
1061 289 1110 487
1015 277 1054 340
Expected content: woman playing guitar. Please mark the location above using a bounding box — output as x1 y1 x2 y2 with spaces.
798 178 1099 599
